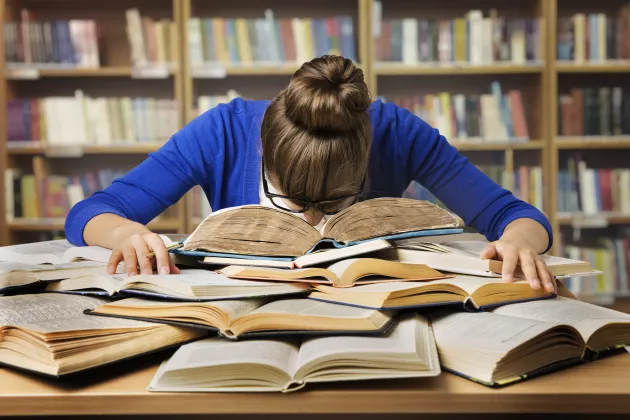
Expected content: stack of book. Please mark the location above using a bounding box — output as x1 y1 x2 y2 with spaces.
557 6 630 62
4 10 100 68
186 14 357 67
557 155 630 215
374 9 542 65
384 82 529 142
4 168 126 220
125 9 177 68
0 199 626 391
558 88 630 136
7 93 178 145
562 239 630 298
513 166 544 212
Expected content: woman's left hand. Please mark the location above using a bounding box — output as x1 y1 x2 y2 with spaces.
480 239 555 293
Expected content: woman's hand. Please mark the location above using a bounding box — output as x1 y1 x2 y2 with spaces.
480 240 554 292
106 228 180 276
480 218 554 293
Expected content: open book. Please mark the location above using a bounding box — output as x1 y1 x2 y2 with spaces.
218 258 450 288
87 298 394 339
0 239 113 265
430 296 630 387
44 270 309 301
1 261 112 294
389 239 597 278
0 294 206 377
148 314 439 393
308 274 554 310
177 198 461 259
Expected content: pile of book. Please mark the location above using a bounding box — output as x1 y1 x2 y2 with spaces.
557 7 630 62
3 168 126 220
558 154 630 215
0 198 627 392
4 10 100 68
558 88 630 136
375 9 542 65
7 93 179 145
385 82 529 142
186 14 357 68
125 9 178 68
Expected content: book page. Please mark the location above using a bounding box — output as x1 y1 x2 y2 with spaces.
326 259 358 278
293 314 419 376
492 297 630 341
124 271 280 287
431 311 560 354
62 245 112 263
251 299 378 319
0 294 108 326
0 240 73 264
160 337 300 375
21 312 156 333
438 241 488 257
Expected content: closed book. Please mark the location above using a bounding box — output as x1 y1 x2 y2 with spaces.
339 16 356 61
402 18 418 64
201 19 216 62
597 14 606 61
466 95 480 137
212 18 229 64
571 89 585 136
325 17 339 56
437 20 451 62
417 20 430 62
279 19 296 62
311 18 327 58
453 18 466 62
390 19 403 62
224 19 239 63
573 14 586 62
377 19 391 61
623 91 630 134
187 18 204 66
583 88 598 135
511 20 526 63
599 169 613 211
612 87 623 135
271 19 285 62
509 90 529 138
588 14 598 61
559 95 573 136
467 10 483 65
302 19 315 61
142 17 157 63
600 87 612 135
607 17 616 59
232 19 250 64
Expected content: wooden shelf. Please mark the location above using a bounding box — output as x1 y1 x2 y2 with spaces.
555 137 630 149
7 218 180 232
7 143 166 155
374 63 544 76
557 213 630 225
555 61 630 73
450 141 544 151
5 66 178 79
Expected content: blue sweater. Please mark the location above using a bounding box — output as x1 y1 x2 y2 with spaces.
65 98 552 250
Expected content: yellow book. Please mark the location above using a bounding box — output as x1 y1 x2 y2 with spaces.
169 21 178 65
212 18 229 64
20 175 38 218
439 92 452 139
302 18 315 60
155 21 166 64
454 18 466 62
235 18 252 64
573 14 585 63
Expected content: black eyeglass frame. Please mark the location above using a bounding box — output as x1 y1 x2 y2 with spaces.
261 161 365 215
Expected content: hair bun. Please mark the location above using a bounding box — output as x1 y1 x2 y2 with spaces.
284 55 371 134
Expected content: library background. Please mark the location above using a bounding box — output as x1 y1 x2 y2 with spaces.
1 0 630 311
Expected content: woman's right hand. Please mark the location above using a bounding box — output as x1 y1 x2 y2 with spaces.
106 228 180 276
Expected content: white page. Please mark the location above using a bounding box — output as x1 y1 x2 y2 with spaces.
326 259 358 279
22 312 156 333
125 271 280 287
0 240 73 264
0 294 108 326
61 246 112 263
492 297 630 340
438 240 488 257
252 299 378 319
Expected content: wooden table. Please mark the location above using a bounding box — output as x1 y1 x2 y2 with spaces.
1 351 630 419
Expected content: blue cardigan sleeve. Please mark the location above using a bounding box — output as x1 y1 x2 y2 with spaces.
394 106 553 252
64 110 219 246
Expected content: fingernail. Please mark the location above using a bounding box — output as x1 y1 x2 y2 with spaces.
160 266 169 275
106 266 114 274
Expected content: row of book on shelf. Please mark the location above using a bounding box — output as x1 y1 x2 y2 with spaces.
385 82 529 142
7 93 178 145
558 87 630 137
404 165 543 212
3 8 176 68
0 198 623 391
187 14 356 68
3 167 126 220
557 6 630 63
558 155 630 215
375 9 541 66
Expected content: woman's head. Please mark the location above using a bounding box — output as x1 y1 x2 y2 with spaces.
260 55 372 225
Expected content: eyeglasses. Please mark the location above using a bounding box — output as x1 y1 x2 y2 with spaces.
261 161 364 215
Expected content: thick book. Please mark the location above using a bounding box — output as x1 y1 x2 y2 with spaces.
0 261 111 294
308 274 554 310
218 258 450 288
148 314 440 393
388 238 598 278
176 198 462 259
44 270 309 301
429 296 630 387
87 297 395 339
0 294 205 377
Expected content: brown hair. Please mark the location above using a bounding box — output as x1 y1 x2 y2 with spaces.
260 55 372 202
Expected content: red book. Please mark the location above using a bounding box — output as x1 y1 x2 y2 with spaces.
381 20 391 61
519 166 530 203
142 17 157 63
325 17 338 55
509 90 529 138
559 95 573 136
279 19 296 62
571 89 584 136
599 169 613 211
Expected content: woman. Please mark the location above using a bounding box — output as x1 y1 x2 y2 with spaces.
65 55 554 292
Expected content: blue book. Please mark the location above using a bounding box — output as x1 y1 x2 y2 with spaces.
313 18 329 57
56 21 73 65
340 16 356 61
50 21 61 63
390 19 403 62
224 19 240 62
589 14 598 61
449 20 455 62
202 19 216 61
490 81 512 139
593 169 602 212
272 19 285 62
